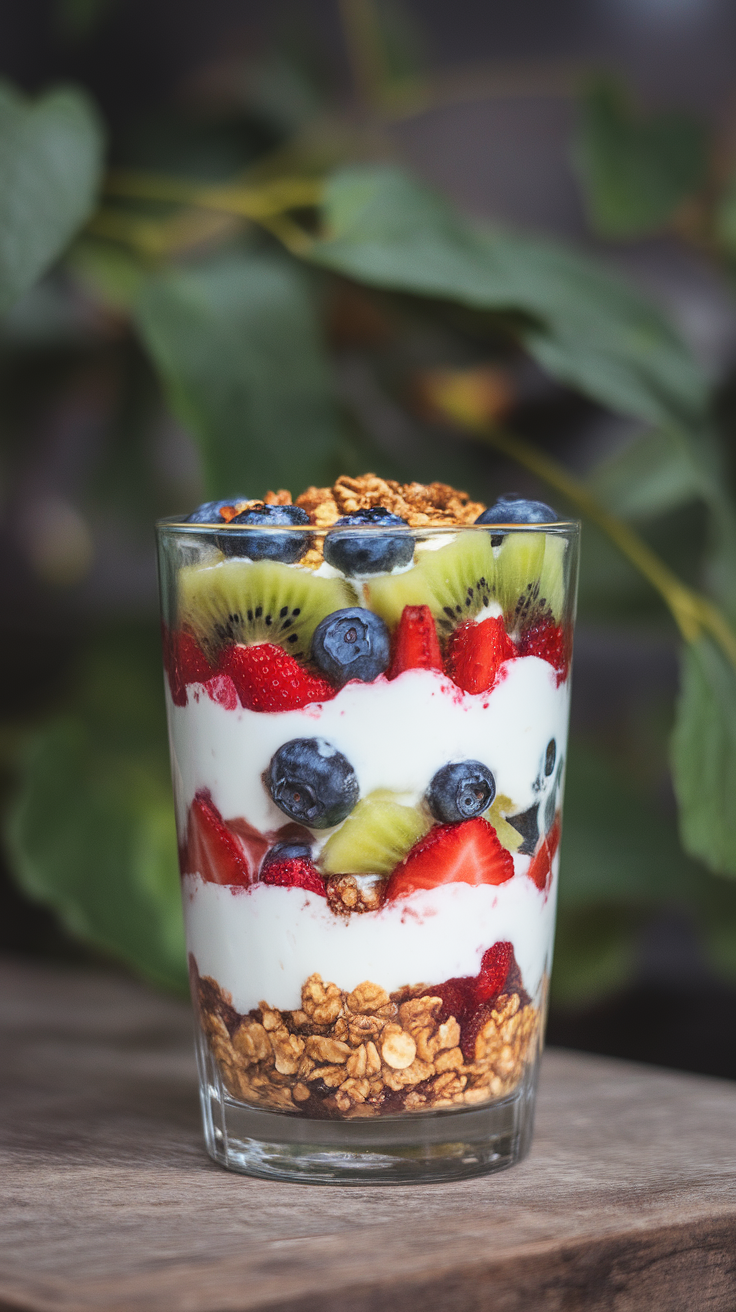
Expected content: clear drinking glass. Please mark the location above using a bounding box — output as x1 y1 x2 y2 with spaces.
156 516 579 1184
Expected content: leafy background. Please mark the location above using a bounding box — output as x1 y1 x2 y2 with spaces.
3 0 736 1070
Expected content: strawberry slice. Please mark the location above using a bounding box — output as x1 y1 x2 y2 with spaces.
163 627 212 705
260 855 327 897
185 791 252 887
518 620 569 685
218 643 337 712
527 817 560 891
204 672 239 710
474 940 514 1004
389 605 442 678
446 616 516 694
385 818 514 900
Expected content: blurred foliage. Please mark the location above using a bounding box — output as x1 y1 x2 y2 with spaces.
135 251 343 496
3 25 736 1008
6 628 186 994
573 78 708 240
0 81 103 315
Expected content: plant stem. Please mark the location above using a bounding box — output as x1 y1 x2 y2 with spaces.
429 386 736 668
104 172 323 219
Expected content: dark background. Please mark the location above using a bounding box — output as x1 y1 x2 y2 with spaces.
2 0 736 1079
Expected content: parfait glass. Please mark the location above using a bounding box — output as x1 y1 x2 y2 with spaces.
156 516 579 1184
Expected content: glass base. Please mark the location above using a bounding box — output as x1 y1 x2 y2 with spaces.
195 1027 539 1185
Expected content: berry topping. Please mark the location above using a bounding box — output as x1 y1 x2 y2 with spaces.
385 817 514 900
185 791 252 887
518 619 569 683
218 502 311 563
262 840 313 869
475 495 558 525
420 940 515 1030
324 507 414 576
311 607 390 687
218 643 336 712
186 499 244 524
204 672 239 710
389 604 442 678
260 853 327 897
527 817 560 892
474 940 514 1004
266 738 359 828
163 628 213 705
445 615 516 694
426 760 496 824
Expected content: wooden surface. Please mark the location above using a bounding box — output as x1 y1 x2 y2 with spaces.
1 956 736 1312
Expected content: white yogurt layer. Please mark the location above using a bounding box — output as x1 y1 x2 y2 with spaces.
167 658 569 843
184 869 558 1013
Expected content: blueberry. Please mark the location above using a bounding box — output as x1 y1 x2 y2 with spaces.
311 607 390 687
261 840 313 873
324 507 414 576
217 503 311 563
186 499 245 524
426 760 496 824
544 738 556 777
266 738 359 828
475 495 558 526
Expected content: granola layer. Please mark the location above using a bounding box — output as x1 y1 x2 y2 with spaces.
195 961 542 1119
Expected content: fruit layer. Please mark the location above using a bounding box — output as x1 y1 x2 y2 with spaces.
167 658 568 844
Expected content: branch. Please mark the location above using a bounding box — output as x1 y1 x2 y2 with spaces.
421 368 736 669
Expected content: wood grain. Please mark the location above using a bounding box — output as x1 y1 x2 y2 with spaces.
1 955 735 1311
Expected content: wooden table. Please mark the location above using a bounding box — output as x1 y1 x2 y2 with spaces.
1 955 735 1311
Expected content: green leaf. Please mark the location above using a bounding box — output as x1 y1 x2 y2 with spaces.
586 424 736 614
551 905 640 1006
589 426 703 520
135 250 343 498
573 77 708 239
4 627 187 994
311 165 707 428
715 176 736 256
0 81 105 316
671 636 736 879
560 738 699 907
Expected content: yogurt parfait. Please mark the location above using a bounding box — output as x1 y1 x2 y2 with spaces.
157 474 579 1178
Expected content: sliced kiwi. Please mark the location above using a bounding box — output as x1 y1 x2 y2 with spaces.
364 532 496 637
320 790 430 876
178 558 356 662
495 532 566 636
485 793 524 853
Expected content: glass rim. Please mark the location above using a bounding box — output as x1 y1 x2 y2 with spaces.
155 516 581 536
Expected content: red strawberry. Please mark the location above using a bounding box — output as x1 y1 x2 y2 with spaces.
518 620 569 684
424 978 474 1025
260 856 327 897
205 672 239 710
385 818 514 900
218 643 337 712
446 616 516 694
389 605 442 678
527 817 560 892
474 940 513 1004
185 791 252 887
163 627 212 705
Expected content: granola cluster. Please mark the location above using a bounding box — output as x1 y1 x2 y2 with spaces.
217 476 486 569
296 473 485 531
196 965 541 1120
